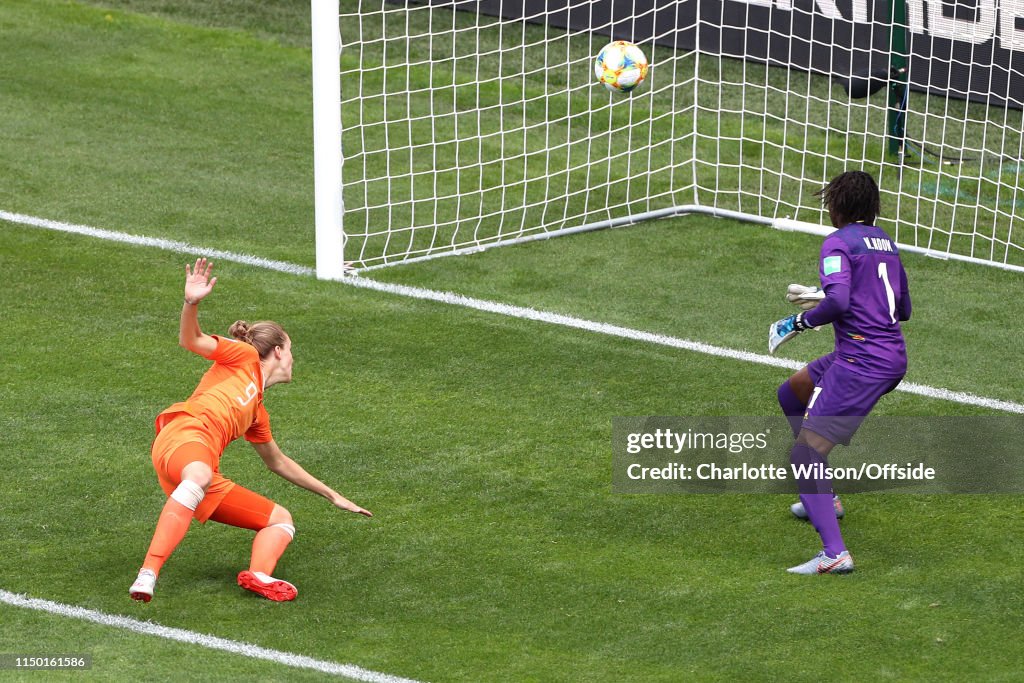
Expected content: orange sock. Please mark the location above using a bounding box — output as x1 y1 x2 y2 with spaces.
142 497 195 576
249 524 294 575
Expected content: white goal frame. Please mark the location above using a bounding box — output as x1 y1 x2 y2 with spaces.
310 0 1024 279
311 0 345 280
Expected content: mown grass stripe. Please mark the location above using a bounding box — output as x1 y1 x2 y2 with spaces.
4 208 1022 414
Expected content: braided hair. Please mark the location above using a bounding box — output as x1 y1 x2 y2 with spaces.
816 170 880 226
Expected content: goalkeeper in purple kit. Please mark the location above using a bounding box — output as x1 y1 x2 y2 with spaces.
768 171 911 574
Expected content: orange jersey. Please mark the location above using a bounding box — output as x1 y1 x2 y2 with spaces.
156 336 273 455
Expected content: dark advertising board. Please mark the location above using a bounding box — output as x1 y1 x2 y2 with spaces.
449 0 1022 109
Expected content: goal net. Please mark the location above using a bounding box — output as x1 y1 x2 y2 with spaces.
311 0 1024 277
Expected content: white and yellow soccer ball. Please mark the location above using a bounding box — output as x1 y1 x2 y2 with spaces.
594 41 649 94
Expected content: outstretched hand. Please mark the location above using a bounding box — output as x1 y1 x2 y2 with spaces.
768 311 810 355
185 257 217 304
331 493 373 517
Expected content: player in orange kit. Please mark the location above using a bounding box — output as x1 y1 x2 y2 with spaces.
129 258 371 602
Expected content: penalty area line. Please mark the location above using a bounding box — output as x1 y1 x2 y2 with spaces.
4 209 1024 415
0 589 424 683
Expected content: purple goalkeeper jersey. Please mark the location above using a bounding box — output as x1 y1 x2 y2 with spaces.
813 223 910 379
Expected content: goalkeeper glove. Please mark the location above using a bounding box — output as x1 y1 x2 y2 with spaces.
785 283 826 310
769 311 812 355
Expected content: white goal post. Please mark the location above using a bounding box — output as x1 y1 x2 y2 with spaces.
311 0 345 280
310 0 1024 279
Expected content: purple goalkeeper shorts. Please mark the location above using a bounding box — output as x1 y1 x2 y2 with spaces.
803 354 902 446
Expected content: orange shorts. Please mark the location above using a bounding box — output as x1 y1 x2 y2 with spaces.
152 414 274 530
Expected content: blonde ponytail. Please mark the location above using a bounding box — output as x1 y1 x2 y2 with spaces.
229 320 287 359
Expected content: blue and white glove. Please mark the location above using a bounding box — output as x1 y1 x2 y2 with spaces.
785 283 826 310
768 311 811 355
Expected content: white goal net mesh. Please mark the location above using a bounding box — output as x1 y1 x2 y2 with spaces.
330 0 1024 271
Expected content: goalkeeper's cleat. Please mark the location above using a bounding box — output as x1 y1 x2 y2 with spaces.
786 283 826 310
787 550 855 575
129 568 157 602
790 495 845 520
769 312 809 355
237 570 297 602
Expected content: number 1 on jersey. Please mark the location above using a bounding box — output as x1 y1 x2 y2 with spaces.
878 262 897 324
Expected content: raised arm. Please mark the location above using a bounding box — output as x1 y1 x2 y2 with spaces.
180 258 218 356
250 439 373 517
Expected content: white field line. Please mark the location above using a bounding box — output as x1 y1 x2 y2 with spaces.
345 277 1024 414
4 209 1024 416
0 590 423 683
0 210 314 276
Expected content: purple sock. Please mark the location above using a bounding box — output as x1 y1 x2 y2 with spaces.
777 381 806 438
791 443 846 557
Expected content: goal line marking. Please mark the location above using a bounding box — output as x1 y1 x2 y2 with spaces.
3 209 1022 414
0 589 423 683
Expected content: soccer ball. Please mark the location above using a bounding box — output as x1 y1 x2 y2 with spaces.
594 41 649 94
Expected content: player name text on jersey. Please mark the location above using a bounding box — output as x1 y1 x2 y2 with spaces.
863 236 894 252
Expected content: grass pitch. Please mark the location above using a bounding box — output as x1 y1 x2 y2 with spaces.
1 2 1022 681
